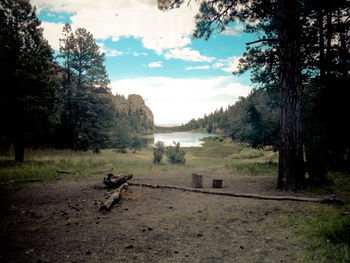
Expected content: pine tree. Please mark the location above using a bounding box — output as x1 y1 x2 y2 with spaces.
0 0 59 161
58 24 114 151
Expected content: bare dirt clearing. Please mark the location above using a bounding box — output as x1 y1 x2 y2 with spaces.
0 171 325 263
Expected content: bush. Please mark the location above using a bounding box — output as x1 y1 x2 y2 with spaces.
166 142 186 164
131 136 142 153
153 141 165 164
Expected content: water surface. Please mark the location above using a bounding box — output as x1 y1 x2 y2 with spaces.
146 132 218 147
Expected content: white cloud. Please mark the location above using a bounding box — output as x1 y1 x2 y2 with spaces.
111 76 251 124
213 62 224 69
185 65 210 70
40 21 65 50
164 47 215 62
148 61 162 68
222 24 244 36
213 56 242 73
32 0 199 53
97 42 123 57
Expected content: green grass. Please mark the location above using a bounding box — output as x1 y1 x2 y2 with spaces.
0 138 279 184
294 206 350 263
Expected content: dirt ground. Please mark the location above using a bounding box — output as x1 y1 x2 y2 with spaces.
0 169 325 263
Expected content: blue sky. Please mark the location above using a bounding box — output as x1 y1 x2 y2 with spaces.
32 0 256 124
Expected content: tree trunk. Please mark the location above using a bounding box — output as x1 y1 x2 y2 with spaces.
14 135 24 162
277 0 305 190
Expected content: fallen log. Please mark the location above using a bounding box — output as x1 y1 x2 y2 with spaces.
100 183 128 211
86 167 113 175
0 178 42 185
56 167 113 175
56 170 76 174
103 174 133 189
128 182 343 204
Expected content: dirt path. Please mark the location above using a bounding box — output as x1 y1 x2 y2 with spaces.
0 173 323 263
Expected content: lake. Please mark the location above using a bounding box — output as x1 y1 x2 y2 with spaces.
145 132 218 147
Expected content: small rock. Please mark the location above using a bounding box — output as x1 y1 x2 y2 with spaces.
124 208 128 211
125 245 134 249
174 251 179 254
197 233 203 237
148 227 153 231
240 245 244 249
96 222 99 224
168 206 173 209
85 251 91 255
142 229 146 232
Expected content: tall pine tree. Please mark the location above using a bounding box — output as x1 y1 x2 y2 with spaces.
0 0 59 162
58 24 115 152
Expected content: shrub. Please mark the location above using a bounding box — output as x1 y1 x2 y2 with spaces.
166 142 186 164
153 141 165 164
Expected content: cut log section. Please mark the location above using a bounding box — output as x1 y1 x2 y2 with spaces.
212 179 223 188
191 173 203 188
100 183 128 211
103 174 133 189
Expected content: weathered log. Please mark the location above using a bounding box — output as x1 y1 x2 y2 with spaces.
103 174 133 189
56 170 76 174
0 178 42 185
128 182 343 204
212 179 223 188
100 183 128 211
191 173 203 188
86 167 113 175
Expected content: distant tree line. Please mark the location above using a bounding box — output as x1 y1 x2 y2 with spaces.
0 0 153 161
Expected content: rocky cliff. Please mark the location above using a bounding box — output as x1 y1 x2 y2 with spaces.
114 94 154 127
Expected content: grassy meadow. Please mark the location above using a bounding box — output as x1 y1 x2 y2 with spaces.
0 137 278 183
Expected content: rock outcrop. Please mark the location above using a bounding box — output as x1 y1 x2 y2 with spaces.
114 94 154 127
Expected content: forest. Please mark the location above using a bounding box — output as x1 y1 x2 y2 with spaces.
0 0 350 262
0 3 154 160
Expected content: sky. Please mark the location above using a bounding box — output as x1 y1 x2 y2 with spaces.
31 0 256 125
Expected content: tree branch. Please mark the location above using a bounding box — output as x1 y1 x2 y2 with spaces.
246 38 277 45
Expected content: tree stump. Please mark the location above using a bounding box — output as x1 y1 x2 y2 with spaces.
191 173 203 188
212 179 223 188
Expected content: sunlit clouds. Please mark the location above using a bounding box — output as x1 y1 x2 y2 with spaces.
111 77 251 124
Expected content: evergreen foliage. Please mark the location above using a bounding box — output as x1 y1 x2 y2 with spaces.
0 0 60 162
57 24 115 152
158 0 350 189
